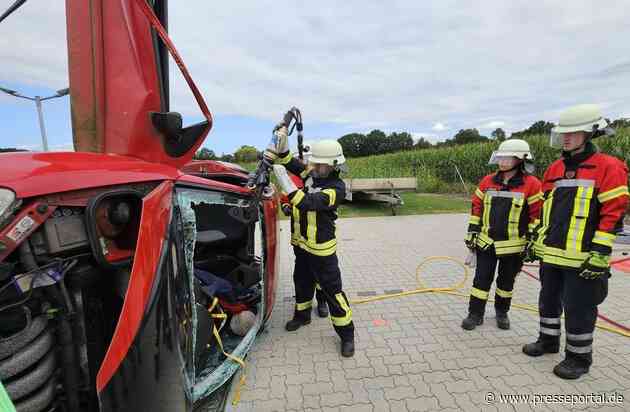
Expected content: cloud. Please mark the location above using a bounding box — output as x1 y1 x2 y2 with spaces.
2 0 630 152
479 120 505 130
411 132 443 144
432 122 447 131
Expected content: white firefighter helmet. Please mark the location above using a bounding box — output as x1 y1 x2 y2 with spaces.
488 139 533 165
309 140 346 167
550 104 613 148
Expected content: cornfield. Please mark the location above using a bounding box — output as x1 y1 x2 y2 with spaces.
345 128 630 193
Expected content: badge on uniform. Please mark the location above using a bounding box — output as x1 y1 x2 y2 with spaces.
564 170 576 179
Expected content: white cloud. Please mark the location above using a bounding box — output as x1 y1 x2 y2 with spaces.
411 132 443 144
2 0 630 136
432 122 447 131
479 120 505 130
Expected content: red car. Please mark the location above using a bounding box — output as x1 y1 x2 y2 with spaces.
0 1 278 411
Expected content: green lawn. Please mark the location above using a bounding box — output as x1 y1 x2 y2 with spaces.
337 192 470 218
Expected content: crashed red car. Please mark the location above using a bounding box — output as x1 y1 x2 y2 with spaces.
0 1 278 411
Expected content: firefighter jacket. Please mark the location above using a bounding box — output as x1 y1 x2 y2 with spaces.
468 170 543 256
279 151 345 256
534 143 629 269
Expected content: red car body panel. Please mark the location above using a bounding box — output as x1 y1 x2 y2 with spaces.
96 181 173 392
66 0 209 168
0 152 181 198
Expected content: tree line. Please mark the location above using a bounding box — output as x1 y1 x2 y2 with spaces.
192 117 630 161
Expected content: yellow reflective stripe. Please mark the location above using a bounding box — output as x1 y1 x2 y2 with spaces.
315 283 322 290
296 301 313 311
322 188 336 207
307 211 317 244
495 288 513 298
476 232 494 248
299 242 337 256
330 293 352 327
469 215 481 225
470 287 489 300
494 245 526 256
597 185 629 203
482 192 492 236
527 192 543 205
565 186 593 253
537 190 554 247
291 206 301 245
542 246 589 268
592 230 615 248
278 151 292 165
507 197 523 240
475 188 484 200
300 169 310 179
291 190 305 206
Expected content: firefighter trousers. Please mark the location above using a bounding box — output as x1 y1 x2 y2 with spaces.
292 246 325 304
468 248 522 316
537 263 609 365
292 247 354 342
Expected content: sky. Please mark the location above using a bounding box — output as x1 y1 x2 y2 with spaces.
1 1 629 155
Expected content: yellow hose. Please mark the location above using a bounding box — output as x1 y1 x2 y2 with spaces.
349 256 630 338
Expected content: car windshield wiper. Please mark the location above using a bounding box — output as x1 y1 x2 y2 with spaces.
0 0 28 25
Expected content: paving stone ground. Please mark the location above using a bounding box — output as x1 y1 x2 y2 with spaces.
227 214 630 412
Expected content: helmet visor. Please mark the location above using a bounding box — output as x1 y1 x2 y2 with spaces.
488 152 519 165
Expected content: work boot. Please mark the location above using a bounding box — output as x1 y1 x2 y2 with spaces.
285 316 311 332
553 357 590 380
461 313 483 330
316 300 329 318
341 340 355 358
522 339 560 357
496 311 510 330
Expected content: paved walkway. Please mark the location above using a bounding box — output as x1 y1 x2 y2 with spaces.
229 214 630 411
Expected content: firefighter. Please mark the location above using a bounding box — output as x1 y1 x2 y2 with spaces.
462 139 543 331
265 131 355 357
523 104 628 379
279 143 329 319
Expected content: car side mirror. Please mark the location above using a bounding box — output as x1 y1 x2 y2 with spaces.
151 111 183 140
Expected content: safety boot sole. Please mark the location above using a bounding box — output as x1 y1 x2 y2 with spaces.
285 318 311 332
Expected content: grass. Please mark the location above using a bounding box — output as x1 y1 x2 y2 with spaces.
337 192 469 218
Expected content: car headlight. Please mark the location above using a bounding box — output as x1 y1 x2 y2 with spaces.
0 188 18 228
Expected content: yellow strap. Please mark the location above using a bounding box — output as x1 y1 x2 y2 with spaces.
507 197 523 240
322 188 337 206
470 287 489 300
296 301 313 311
481 192 492 236
291 190 305 206
468 215 481 225
207 298 248 406
495 288 513 298
598 185 629 203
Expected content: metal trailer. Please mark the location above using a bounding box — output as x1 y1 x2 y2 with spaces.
343 177 417 215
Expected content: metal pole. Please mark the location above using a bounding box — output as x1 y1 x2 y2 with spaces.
34 96 49 152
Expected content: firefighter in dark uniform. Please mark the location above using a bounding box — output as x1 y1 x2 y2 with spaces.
266 132 355 357
279 144 329 319
523 104 629 379
463 139 543 330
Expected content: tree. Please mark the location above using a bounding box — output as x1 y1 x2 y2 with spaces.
451 128 488 145
491 128 506 142
511 120 555 138
388 132 414 152
364 129 387 155
414 137 433 150
194 147 216 160
234 145 259 163
338 133 367 158
220 153 235 163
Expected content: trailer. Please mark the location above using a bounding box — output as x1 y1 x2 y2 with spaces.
343 177 417 215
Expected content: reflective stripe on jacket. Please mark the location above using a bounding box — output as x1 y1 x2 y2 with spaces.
281 151 345 256
535 149 629 268
468 171 543 256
